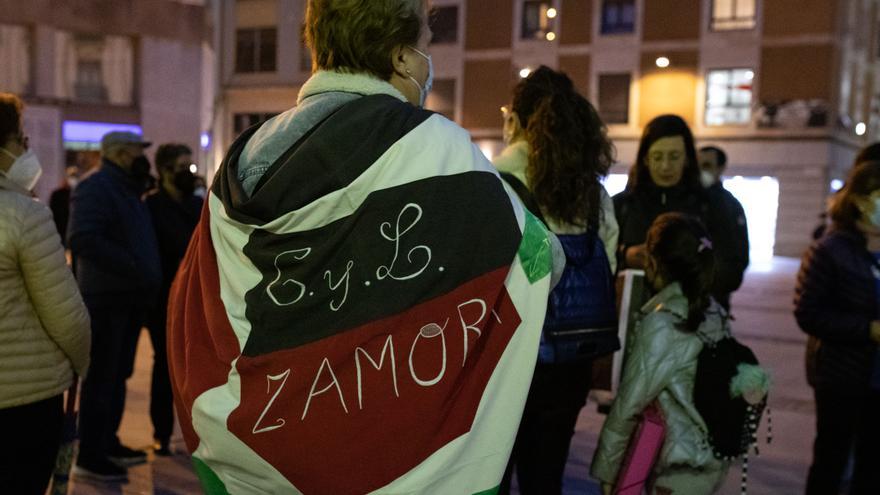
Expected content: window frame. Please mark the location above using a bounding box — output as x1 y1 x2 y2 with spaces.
521 0 553 40
235 27 278 74
704 67 755 127
710 0 757 32
597 73 632 125
600 0 636 35
429 5 460 45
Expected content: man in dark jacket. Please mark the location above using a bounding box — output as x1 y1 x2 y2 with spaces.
145 144 203 456
68 131 161 481
698 145 750 308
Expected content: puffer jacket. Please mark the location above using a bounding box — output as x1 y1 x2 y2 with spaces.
591 282 726 484
795 226 878 393
0 175 90 409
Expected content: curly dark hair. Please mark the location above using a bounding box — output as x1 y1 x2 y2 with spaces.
646 213 716 332
629 114 701 193
512 66 615 230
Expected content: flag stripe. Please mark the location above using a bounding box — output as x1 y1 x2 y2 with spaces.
213 95 434 225
240 172 521 356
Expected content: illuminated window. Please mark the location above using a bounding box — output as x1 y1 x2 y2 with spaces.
430 6 459 44
236 27 277 73
711 0 756 31
521 1 553 40
598 73 631 124
705 68 754 126
601 0 636 34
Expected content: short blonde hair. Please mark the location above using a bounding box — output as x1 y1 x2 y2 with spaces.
305 0 424 80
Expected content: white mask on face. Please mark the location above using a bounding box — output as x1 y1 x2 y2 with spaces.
867 197 880 228
700 170 716 189
1 148 43 191
407 46 434 107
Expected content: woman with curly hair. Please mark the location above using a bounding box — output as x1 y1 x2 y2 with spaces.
494 65 618 495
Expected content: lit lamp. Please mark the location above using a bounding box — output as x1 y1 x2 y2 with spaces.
519 68 532 79
546 7 558 18
856 122 867 136
546 32 557 41
655 57 670 68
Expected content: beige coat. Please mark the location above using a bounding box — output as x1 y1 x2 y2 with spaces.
591 283 727 484
0 175 90 409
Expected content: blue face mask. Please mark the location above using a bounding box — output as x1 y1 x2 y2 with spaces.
407 46 434 107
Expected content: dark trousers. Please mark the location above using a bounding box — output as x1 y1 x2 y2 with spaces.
147 308 174 442
806 387 880 495
78 300 144 462
499 360 593 495
0 394 63 495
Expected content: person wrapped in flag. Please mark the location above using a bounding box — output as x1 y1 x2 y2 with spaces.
167 1 562 493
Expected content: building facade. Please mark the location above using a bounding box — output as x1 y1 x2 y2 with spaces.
0 0 209 202
212 0 875 258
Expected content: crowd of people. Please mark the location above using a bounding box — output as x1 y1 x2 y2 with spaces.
0 92 204 490
0 0 877 494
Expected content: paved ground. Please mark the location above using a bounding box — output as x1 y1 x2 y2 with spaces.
68 258 812 495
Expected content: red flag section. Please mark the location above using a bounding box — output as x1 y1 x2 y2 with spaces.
226 267 521 494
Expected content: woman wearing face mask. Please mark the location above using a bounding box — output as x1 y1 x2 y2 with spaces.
795 160 880 494
165 1 560 493
614 115 749 310
493 66 618 495
0 93 91 493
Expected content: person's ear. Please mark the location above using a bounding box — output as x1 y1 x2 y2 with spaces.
391 45 410 79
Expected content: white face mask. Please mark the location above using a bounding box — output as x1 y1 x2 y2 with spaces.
700 170 716 189
1 148 43 191
867 197 880 228
407 46 433 107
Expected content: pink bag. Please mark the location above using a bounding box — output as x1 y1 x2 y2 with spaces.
613 403 666 495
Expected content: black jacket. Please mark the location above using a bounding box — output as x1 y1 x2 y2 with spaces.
795 227 878 393
146 188 203 296
68 159 161 308
613 184 749 309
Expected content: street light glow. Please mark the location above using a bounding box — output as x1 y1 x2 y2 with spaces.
519 68 532 78
190 163 198 174
856 122 867 136
546 31 556 41
655 57 670 68
546 8 558 18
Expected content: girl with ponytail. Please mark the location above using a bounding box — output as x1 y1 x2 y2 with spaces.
592 213 731 495
494 66 618 494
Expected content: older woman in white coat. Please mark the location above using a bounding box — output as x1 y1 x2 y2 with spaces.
0 92 90 494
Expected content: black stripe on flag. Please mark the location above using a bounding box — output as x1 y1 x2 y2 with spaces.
240 171 521 357
213 95 434 225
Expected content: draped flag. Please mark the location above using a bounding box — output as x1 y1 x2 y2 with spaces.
168 95 553 494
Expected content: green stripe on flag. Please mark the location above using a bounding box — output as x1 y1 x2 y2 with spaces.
473 486 500 495
518 211 552 284
192 456 230 495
